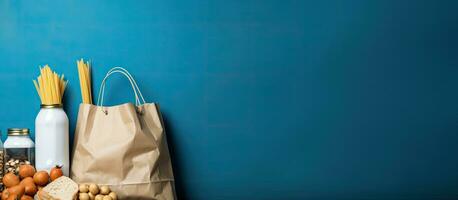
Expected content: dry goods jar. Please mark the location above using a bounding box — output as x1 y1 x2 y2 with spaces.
4 128 35 175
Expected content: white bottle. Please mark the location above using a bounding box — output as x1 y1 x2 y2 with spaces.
35 104 69 175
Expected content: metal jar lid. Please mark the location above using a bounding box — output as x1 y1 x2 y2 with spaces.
40 104 63 108
8 128 30 136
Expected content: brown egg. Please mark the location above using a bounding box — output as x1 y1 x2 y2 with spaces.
3 173 20 188
18 165 36 179
33 171 49 186
8 184 25 197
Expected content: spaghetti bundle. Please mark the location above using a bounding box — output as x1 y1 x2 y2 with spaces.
77 59 92 104
33 65 68 105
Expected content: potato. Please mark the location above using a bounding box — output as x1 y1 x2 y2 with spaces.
99 186 110 195
79 193 90 200
89 184 99 195
88 192 95 200
79 184 89 193
102 196 113 200
108 192 117 200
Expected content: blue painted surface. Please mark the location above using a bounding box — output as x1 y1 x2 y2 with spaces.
1 1 458 199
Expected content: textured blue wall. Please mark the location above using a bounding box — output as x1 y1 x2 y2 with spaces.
1 1 458 199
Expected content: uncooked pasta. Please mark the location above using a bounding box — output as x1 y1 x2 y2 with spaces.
77 59 92 104
33 65 68 105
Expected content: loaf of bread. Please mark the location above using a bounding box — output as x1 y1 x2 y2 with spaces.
36 176 78 200
36 190 52 200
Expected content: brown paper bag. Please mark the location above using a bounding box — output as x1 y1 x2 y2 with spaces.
71 68 176 200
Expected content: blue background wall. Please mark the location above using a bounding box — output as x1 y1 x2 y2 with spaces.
1 0 458 199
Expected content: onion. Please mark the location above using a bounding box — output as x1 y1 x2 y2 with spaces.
33 171 49 186
3 173 20 187
50 165 64 181
19 165 36 179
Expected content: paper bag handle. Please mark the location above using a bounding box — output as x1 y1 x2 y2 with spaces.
97 67 146 112
102 67 146 105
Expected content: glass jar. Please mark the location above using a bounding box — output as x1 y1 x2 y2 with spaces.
4 128 35 175
0 131 4 190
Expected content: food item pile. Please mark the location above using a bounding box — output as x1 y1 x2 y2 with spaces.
0 163 117 200
78 184 117 200
0 164 63 199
